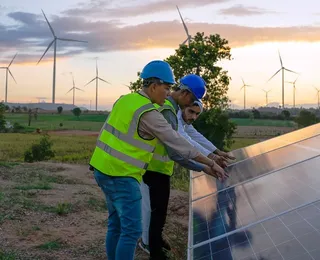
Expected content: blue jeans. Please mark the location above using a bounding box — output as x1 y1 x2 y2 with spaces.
94 170 142 260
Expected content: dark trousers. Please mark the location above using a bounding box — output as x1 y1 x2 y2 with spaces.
143 170 170 259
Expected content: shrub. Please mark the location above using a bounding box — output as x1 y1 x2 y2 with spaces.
24 134 55 163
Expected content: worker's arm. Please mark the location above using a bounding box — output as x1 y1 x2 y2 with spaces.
160 109 205 172
177 111 213 156
139 110 227 180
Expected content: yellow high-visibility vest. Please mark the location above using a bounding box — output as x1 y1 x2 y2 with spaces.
90 93 158 182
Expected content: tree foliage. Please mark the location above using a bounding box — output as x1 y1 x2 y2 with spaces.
0 102 6 131
72 108 82 118
57 106 63 114
295 110 318 127
194 108 236 150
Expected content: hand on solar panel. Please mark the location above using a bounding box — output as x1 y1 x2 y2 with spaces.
203 162 229 181
208 153 228 168
217 150 236 161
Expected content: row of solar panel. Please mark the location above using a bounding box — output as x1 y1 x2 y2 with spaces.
188 123 320 260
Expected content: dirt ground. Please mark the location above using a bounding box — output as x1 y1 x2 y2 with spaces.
234 125 295 138
0 162 189 260
47 130 100 136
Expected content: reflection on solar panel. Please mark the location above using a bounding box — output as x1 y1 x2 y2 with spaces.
230 123 320 163
192 135 320 201
188 124 320 260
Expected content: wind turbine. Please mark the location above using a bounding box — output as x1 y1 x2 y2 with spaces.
66 73 84 106
37 9 87 104
176 5 192 46
286 76 299 108
240 78 252 110
267 51 298 109
0 53 17 103
84 59 110 111
315 87 320 109
262 89 272 106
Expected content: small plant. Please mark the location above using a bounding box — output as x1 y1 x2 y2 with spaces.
55 202 72 215
24 134 55 163
37 240 63 250
12 122 25 133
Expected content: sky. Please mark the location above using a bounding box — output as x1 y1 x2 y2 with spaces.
1 0 320 110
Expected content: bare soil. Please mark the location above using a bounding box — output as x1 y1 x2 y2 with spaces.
234 125 295 138
0 162 189 260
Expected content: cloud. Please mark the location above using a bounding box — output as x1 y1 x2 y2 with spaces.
2 10 320 64
63 0 229 17
219 4 277 16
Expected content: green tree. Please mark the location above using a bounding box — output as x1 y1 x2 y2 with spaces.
72 107 82 118
57 106 63 114
295 110 318 127
193 108 236 150
252 109 261 119
281 110 290 120
0 102 6 131
165 32 231 109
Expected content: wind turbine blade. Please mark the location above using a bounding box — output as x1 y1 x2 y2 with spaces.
37 39 55 64
284 68 298 74
241 77 245 85
0 67 6 69
66 88 73 94
181 38 188 45
8 69 17 83
267 68 281 82
8 53 17 67
41 9 55 37
240 86 244 90
84 78 96 86
176 5 189 36
75 87 84 91
278 50 283 67
58 38 87 43
98 77 111 84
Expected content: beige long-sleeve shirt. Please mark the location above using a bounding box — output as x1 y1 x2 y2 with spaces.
138 90 201 160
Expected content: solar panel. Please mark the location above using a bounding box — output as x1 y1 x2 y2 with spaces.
188 125 320 260
230 123 320 163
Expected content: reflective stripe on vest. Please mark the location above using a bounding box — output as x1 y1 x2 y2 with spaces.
147 99 177 175
90 93 158 182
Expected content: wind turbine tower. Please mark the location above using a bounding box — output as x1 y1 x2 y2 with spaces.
315 87 320 109
286 77 299 108
267 51 298 109
66 73 84 106
84 59 110 111
176 5 192 46
0 53 17 103
240 78 252 110
262 89 271 106
37 9 87 104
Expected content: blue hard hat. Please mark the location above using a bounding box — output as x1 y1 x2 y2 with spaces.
140 60 176 85
179 74 207 101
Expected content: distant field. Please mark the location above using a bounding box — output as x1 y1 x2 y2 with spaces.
5 113 107 132
230 118 296 127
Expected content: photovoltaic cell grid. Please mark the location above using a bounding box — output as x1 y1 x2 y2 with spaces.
188 124 320 260
192 135 320 201
192 200 320 260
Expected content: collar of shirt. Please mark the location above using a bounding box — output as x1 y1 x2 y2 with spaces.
177 110 188 128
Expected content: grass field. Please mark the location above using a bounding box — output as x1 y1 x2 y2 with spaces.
230 118 296 127
4 113 297 133
5 113 108 132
